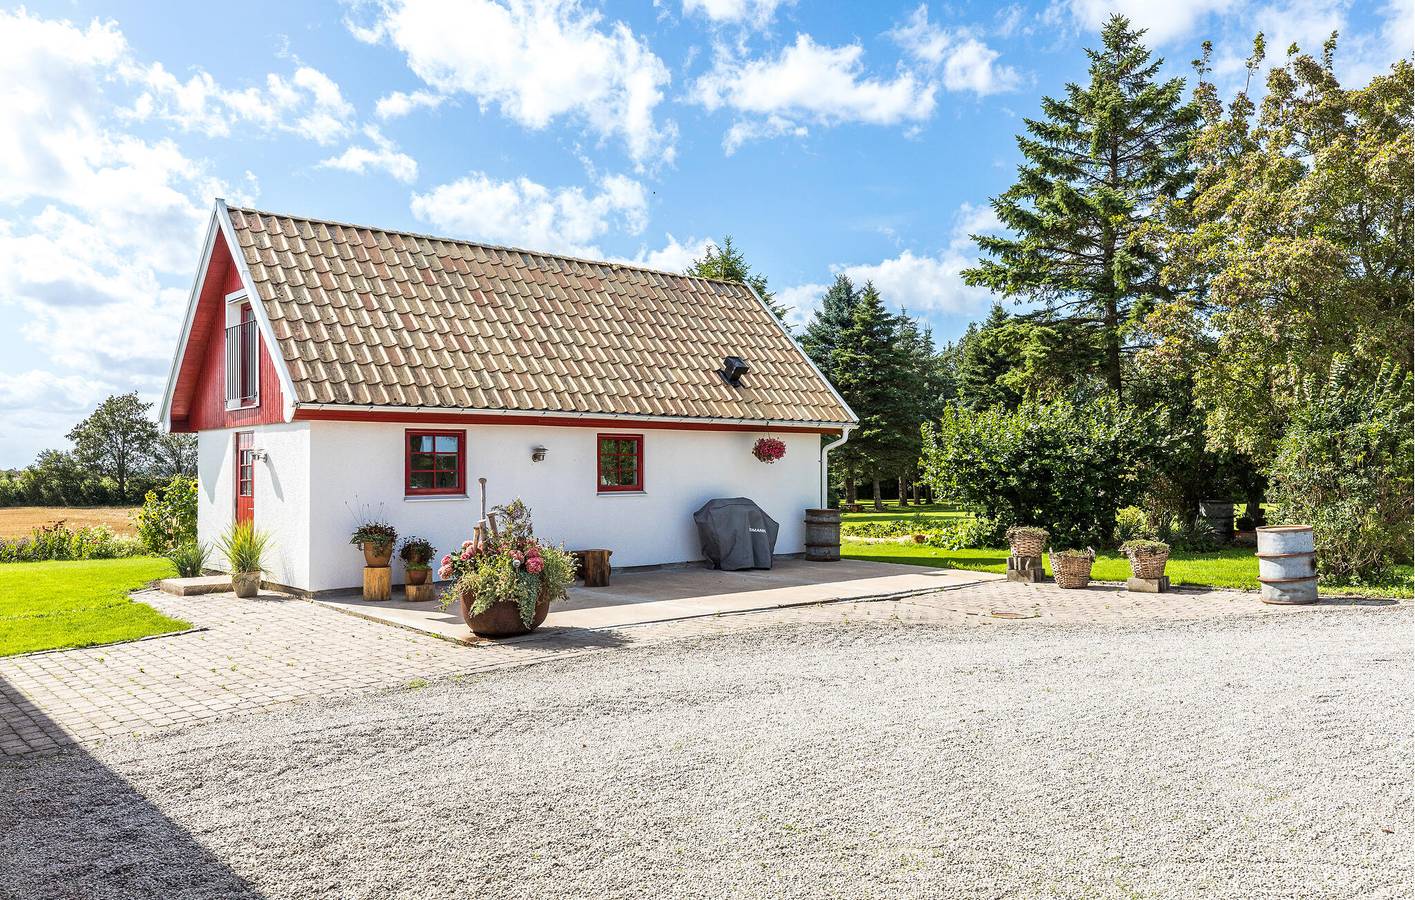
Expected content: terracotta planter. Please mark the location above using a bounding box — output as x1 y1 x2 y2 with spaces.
406 567 430 586
362 541 393 567
459 586 551 638
231 571 261 598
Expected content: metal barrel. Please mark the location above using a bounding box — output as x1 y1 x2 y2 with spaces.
1256 525 1318 604
803 508 842 562
1199 500 1236 540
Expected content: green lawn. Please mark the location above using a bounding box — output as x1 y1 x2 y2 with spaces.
0 557 188 657
841 502 1413 598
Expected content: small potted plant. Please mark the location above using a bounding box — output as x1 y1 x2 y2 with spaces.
1049 547 1095 589
1006 525 1049 557
752 437 786 463
399 536 436 586
218 521 270 598
350 521 398 567
1121 539 1170 580
439 499 575 637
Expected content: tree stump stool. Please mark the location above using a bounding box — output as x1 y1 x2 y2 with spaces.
404 582 437 602
1006 555 1045 583
573 549 612 587
363 565 391 601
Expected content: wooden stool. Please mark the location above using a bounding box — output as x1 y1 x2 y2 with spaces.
363 566 391 601
573 549 613 587
405 582 437 602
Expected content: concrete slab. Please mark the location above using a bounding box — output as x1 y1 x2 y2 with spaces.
159 575 232 596
313 558 1002 644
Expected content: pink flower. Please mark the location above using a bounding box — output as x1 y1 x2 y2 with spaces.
525 556 544 575
441 554 452 566
510 550 524 563
461 540 474 550
438 565 453 580
525 544 541 558
460 549 473 560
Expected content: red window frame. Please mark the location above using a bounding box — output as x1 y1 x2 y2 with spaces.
405 429 466 496
596 433 643 493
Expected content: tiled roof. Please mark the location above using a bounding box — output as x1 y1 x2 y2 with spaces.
225 207 854 426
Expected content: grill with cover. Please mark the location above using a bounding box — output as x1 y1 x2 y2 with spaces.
693 498 779 570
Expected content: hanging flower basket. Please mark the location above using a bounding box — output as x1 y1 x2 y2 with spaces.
752 437 786 463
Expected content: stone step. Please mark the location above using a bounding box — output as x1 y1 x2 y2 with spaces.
159 575 232 596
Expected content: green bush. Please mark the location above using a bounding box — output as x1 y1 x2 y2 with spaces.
1113 506 1155 545
920 395 1162 547
1268 358 1413 581
135 475 198 553
0 523 143 563
167 542 210 578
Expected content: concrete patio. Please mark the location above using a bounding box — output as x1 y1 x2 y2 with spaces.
313 558 1003 642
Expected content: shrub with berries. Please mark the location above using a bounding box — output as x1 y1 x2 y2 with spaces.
752 437 786 463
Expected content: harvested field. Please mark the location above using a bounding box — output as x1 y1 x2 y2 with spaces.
0 507 139 539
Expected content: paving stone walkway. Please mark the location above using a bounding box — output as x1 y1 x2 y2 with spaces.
0 578 1394 757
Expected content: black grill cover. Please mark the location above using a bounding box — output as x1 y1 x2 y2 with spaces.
693 498 779 570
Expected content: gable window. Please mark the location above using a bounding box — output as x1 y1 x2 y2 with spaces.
597 434 643 493
406 430 465 496
225 301 258 408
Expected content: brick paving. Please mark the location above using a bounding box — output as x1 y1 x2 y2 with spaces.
0 578 1393 758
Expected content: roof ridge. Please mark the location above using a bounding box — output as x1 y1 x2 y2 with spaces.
223 201 752 290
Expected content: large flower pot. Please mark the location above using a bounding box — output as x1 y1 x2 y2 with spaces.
406 567 430 586
459 587 551 638
1126 549 1170 580
362 541 393 567
231 572 261 598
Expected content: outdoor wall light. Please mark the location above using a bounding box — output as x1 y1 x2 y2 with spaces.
251 449 270 462
531 446 548 462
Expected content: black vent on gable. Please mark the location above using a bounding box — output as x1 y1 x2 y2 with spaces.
718 356 750 387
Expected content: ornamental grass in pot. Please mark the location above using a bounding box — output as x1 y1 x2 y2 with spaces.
439 500 574 638
1049 548 1095 589
1006 525 1049 557
218 521 270 598
350 521 398 567
399 536 435 586
1121 539 1170 580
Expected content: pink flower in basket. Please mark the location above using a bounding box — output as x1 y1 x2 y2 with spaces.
752 437 786 463
437 564 453 580
525 556 544 574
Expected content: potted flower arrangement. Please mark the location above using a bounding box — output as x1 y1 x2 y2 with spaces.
350 521 398 567
752 437 786 463
218 521 270 598
1121 539 1170 580
399 536 436 586
1049 548 1095 589
1005 525 1049 557
438 499 574 637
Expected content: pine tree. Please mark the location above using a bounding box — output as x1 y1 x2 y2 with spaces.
831 283 911 510
963 15 1198 397
956 304 1024 409
800 274 860 374
687 236 790 323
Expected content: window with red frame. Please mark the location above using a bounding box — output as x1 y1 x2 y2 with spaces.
406 430 465 495
597 434 643 492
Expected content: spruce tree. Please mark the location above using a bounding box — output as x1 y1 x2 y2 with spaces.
831 283 911 509
687 236 790 322
800 274 860 375
956 304 1023 409
963 15 1198 397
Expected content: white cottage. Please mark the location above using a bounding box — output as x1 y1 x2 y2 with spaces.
160 201 857 594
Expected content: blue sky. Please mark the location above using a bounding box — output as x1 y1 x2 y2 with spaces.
0 0 1408 465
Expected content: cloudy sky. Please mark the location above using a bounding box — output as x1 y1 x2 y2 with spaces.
0 0 1408 465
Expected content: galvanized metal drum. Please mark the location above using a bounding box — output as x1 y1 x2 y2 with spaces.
1256 525 1318 604
804 508 841 562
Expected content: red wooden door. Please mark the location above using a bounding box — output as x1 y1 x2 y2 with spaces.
234 431 254 524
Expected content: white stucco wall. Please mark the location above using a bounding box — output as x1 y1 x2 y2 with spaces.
197 422 311 589
298 421 823 593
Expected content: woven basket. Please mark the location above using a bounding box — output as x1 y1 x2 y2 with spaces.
1007 530 1048 558
1126 548 1170 580
1050 550 1095 589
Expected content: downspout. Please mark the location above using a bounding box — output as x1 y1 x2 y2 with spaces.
819 425 854 508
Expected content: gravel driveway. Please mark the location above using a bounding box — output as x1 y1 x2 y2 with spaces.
2 604 1410 899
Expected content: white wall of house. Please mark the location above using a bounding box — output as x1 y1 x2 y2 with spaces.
297 420 822 593
197 422 312 590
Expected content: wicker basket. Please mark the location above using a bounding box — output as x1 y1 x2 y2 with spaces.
1126 548 1170 580
1050 550 1095 589
1007 528 1048 558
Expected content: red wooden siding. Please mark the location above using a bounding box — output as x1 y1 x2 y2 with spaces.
168 235 285 432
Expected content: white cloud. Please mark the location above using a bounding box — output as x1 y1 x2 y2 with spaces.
722 115 808 154
889 6 1021 95
318 127 419 183
375 89 445 119
410 171 649 257
1060 0 1231 45
351 0 676 167
682 0 787 28
617 233 714 272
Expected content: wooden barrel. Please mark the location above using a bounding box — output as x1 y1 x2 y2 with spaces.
1199 500 1235 540
804 508 841 562
1256 525 1318 604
